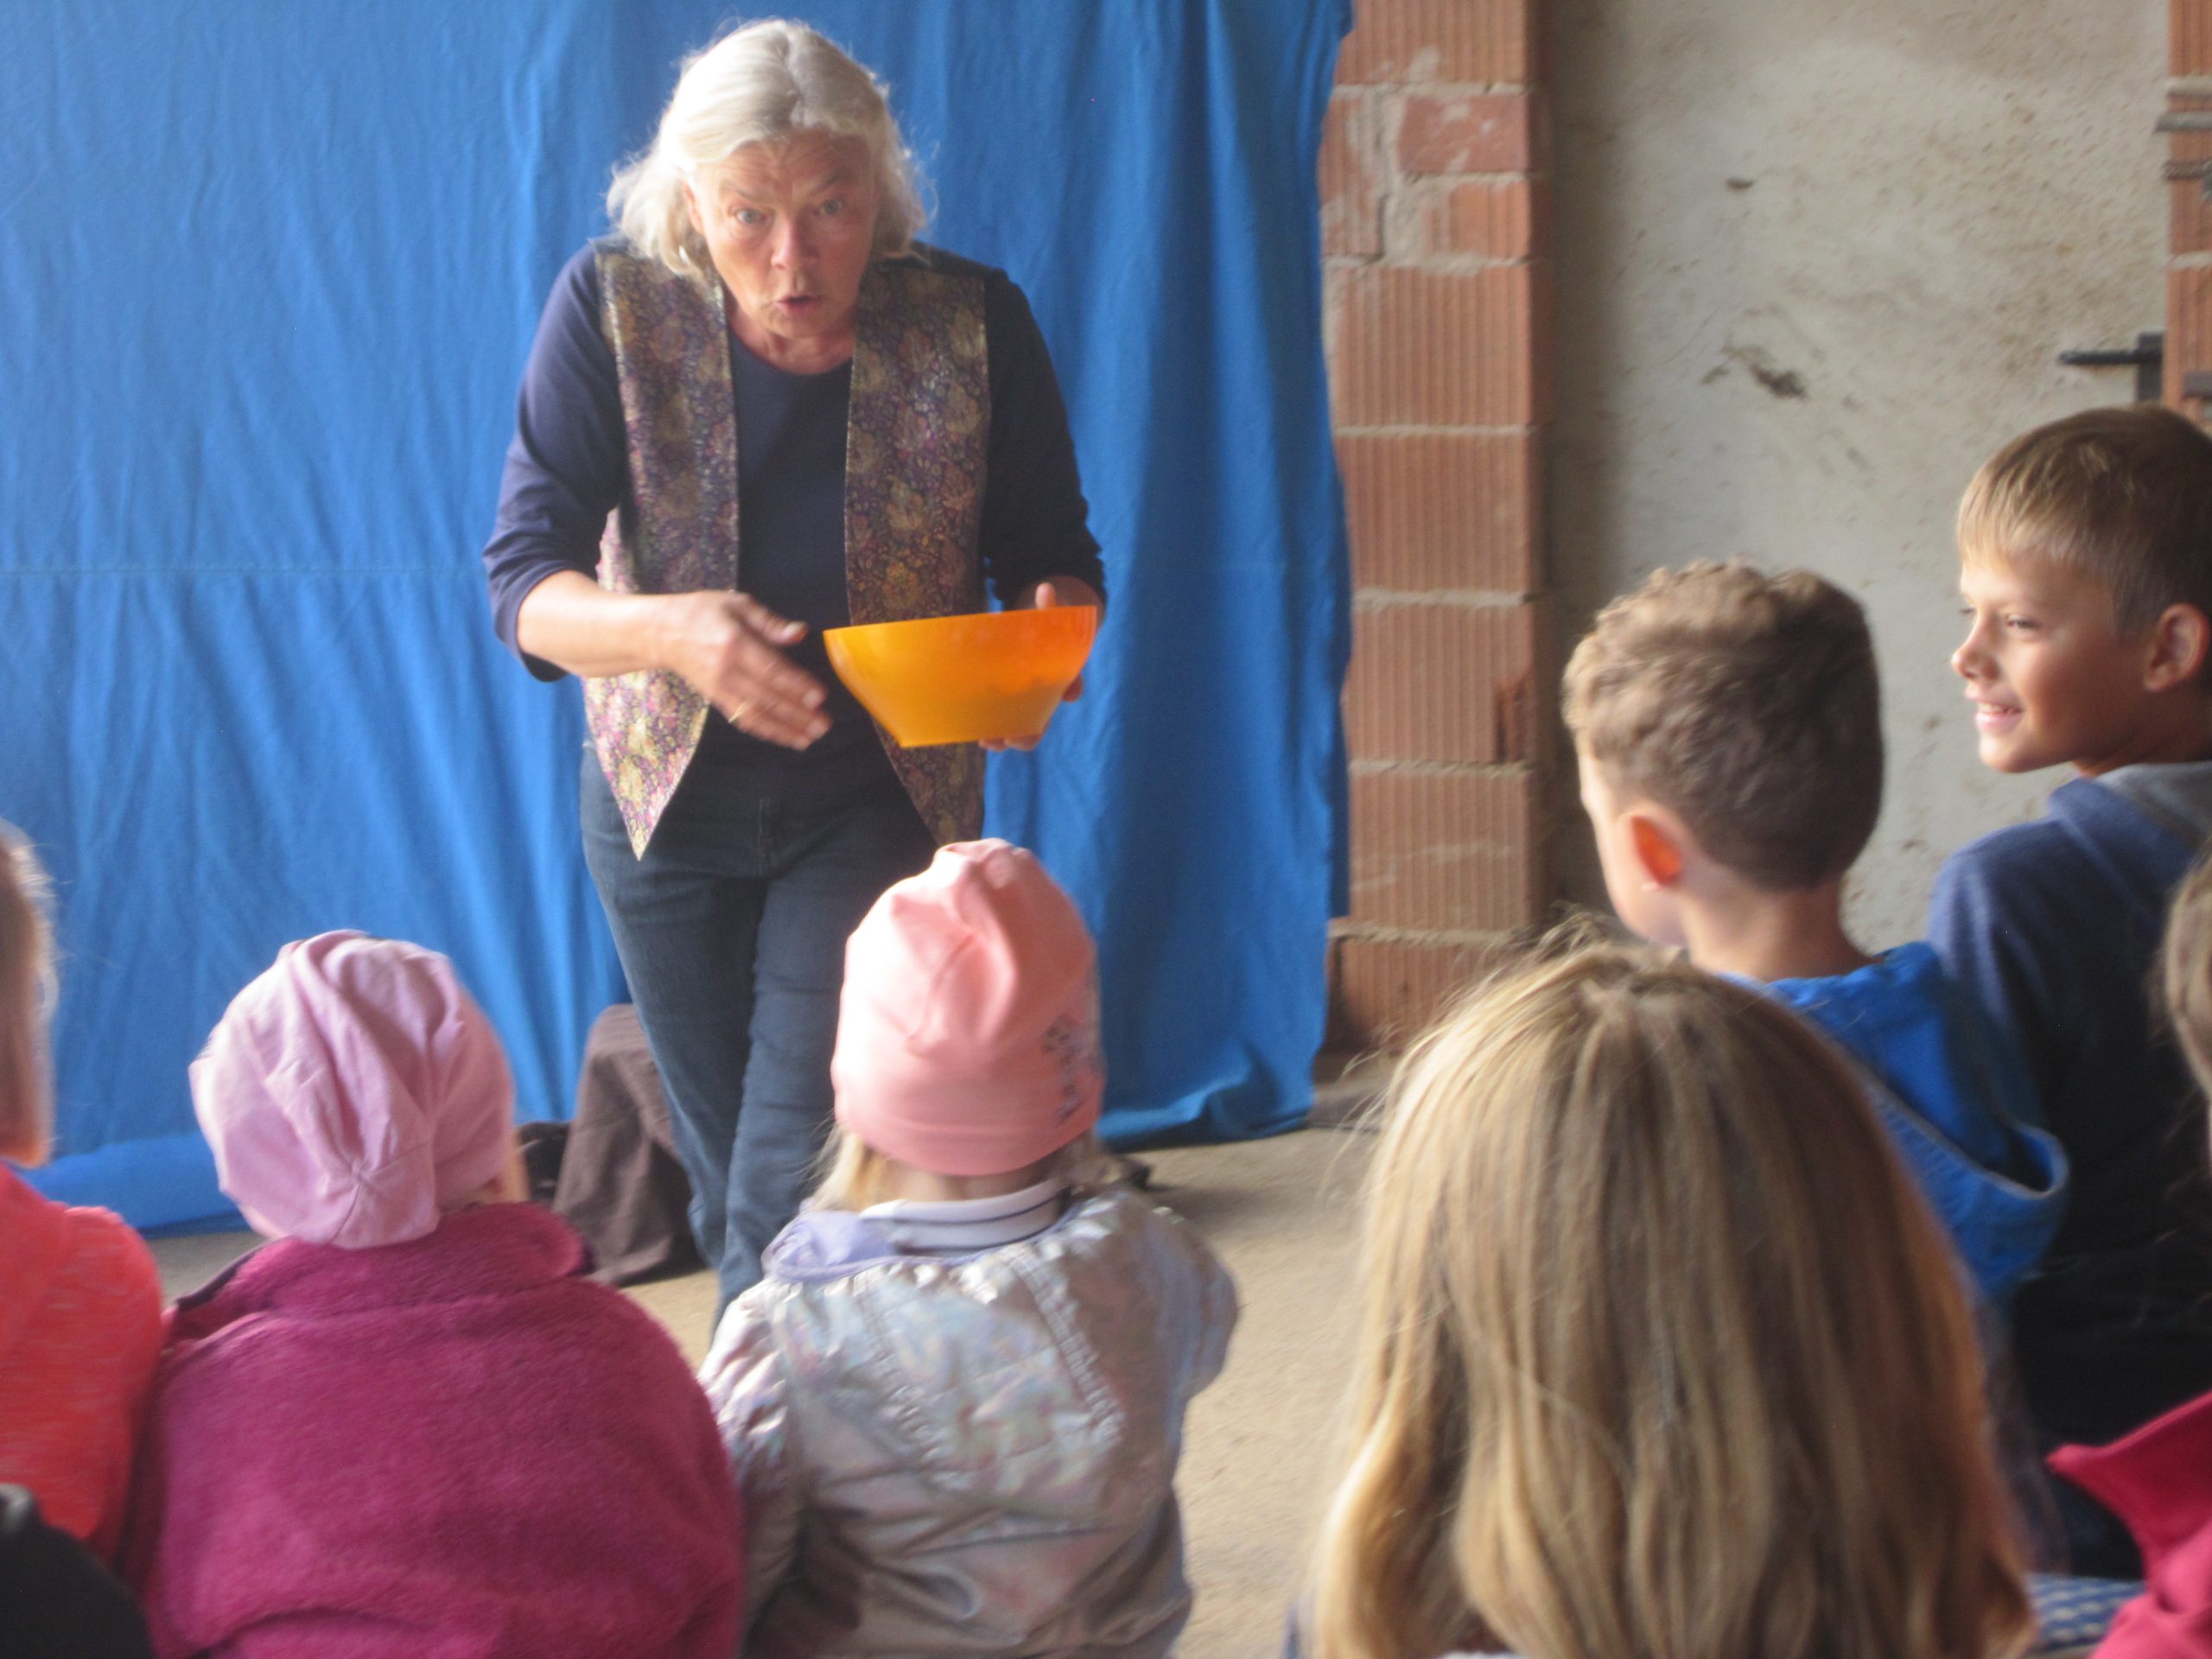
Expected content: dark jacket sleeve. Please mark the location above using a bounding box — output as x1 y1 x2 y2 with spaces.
481 246 628 681
977 274 1106 607
0 1485 156 1658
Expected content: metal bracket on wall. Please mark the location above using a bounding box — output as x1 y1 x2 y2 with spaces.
2057 332 2166 403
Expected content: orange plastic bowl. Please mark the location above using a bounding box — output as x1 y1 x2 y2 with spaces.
823 606 1099 747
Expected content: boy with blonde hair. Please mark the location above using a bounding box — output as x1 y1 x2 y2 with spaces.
1564 562 2066 1310
1933 405 2212 1573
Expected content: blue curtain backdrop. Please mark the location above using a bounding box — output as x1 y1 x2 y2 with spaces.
0 2 1352 1227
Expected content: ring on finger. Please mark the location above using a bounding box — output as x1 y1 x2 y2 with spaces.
728 699 752 726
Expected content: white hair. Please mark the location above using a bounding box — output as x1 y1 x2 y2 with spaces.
607 18 927 287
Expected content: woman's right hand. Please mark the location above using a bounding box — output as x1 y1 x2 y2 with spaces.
652 590 830 749
512 572 830 748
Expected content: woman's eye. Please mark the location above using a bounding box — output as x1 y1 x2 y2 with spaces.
732 207 765 226
819 198 846 217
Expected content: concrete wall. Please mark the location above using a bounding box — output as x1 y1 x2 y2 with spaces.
1552 1 2170 942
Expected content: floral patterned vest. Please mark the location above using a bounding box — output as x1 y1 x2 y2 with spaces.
589 239 989 855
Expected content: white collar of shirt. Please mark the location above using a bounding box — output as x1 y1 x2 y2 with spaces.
861 1177 1071 1255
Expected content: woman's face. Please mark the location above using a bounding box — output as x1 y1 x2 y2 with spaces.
683 132 880 373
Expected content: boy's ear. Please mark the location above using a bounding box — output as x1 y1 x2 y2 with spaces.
1627 811 1687 890
2145 603 2211 693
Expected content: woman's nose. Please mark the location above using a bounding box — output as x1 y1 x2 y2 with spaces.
771 219 812 268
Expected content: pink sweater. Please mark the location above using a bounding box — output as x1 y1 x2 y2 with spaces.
0 1165 162 1558
124 1203 742 1659
2052 1391 2212 1659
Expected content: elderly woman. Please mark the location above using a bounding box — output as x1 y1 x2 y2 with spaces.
482 20 1104 1309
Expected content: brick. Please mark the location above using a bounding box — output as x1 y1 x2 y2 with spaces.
1336 0 1535 87
1401 176 1548 261
1347 766 1541 933
1531 254 1555 415
1328 934 1516 1049
2178 0 2212 77
1396 92 1542 176
1330 264 1548 426
1319 92 1383 258
1344 602 1540 766
2177 194 2210 264
2177 170 2212 260
2173 264 2212 409
2176 96 2212 258
1338 431 1541 593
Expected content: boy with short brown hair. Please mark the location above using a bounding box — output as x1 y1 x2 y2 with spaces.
1933 404 2212 1575
1566 561 2065 1310
1565 562 1884 909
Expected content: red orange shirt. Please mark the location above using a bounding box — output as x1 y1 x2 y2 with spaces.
0 1165 162 1558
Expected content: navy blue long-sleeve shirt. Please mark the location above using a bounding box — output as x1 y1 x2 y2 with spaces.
1930 775 2212 1454
483 243 1105 776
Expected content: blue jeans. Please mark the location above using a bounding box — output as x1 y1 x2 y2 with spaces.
581 745 935 1312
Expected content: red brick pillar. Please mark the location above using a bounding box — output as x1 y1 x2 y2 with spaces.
2175 1 2212 416
1320 0 1554 1049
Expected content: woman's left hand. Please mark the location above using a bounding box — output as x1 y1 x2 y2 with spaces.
982 578 1102 753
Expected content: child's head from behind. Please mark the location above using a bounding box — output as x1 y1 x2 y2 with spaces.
0 824 54 1167
1312 940 2030 1659
192 931 520 1247
1561 562 1882 942
1955 405 2212 776
818 839 1104 1211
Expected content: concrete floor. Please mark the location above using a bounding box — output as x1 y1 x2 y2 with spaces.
150 1122 1376 1659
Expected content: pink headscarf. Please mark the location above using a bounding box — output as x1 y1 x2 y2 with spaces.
832 840 1103 1178
190 931 515 1248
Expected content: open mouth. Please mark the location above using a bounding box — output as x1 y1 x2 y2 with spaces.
1972 699 2022 733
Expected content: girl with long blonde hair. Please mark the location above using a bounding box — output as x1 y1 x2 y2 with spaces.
1309 940 2033 1659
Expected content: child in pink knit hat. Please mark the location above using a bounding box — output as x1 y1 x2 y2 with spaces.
701 840 1239 1659
125 931 745 1659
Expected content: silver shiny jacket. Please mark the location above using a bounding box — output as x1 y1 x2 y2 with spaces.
701 1185 1238 1658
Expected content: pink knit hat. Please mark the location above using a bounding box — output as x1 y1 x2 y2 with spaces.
190 931 516 1248
832 840 1103 1177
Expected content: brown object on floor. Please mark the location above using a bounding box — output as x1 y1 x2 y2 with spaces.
556 1005 702 1286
